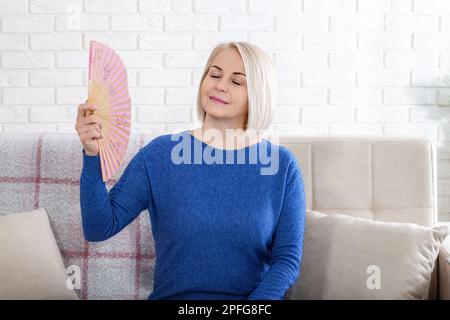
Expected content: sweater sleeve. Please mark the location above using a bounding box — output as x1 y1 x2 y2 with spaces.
247 158 306 300
80 148 151 242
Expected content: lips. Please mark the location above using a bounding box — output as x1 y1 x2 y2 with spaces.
210 96 229 104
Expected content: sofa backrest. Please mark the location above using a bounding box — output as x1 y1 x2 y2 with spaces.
276 135 437 227
0 133 437 299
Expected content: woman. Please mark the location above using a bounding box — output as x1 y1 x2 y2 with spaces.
75 42 306 300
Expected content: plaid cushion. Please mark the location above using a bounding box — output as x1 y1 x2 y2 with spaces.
0 133 159 300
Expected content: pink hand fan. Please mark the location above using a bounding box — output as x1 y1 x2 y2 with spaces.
88 40 131 182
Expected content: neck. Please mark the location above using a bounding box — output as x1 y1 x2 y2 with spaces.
192 115 261 150
202 113 247 137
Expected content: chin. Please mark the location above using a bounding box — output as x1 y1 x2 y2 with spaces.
205 109 229 119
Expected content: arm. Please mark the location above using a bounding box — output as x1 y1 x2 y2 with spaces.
80 148 151 242
247 160 306 300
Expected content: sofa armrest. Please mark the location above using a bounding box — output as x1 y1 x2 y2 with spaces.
439 244 450 300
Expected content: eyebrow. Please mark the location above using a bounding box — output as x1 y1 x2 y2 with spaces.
210 65 246 77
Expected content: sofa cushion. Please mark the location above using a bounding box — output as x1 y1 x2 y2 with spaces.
286 210 449 300
0 208 79 299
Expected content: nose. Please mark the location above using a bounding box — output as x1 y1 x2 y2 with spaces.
214 77 228 93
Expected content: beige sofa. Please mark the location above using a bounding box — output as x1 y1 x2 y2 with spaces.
0 132 448 299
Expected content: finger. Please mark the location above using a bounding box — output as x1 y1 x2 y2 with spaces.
76 104 86 121
80 129 102 141
79 123 102 135
83 114 102 126
77 103 97 119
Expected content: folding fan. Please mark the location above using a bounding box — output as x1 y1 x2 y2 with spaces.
88 40 131 182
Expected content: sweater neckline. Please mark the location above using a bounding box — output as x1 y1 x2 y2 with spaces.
184 130 267 152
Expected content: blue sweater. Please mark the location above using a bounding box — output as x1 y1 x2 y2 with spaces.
80 130 306 300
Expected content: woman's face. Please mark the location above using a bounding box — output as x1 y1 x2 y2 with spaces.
200 48 248 127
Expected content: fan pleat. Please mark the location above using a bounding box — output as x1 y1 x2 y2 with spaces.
109 107 130 114
110 99 132 110
98 53 119 93
104 134 119 172
110 86 129 99
101 136 120 175
112 75 128 93
103 118 130 145
97 140 109 180
106 133 128 156
110 95 131 107
103 133 126 168
108 59 126 83
106 123 131 142
96 49 113 90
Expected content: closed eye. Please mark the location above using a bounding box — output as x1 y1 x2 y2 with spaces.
210 75 241 85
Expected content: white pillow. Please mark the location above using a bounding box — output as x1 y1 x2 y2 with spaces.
286 210 449 300
0 208 78 299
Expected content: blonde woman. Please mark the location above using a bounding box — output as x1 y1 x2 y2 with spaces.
75 42 306 300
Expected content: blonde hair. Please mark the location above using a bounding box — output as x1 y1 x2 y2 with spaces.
196 42 277 132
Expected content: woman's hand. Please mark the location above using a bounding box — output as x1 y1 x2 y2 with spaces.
75 101 102 156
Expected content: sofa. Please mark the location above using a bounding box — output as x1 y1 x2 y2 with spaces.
0 132 449 299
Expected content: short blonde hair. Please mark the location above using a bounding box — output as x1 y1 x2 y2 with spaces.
196 42 277 132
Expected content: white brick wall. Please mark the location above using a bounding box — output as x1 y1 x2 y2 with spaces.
1 0 450 220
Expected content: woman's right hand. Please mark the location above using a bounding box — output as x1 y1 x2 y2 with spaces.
75 101 102 156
